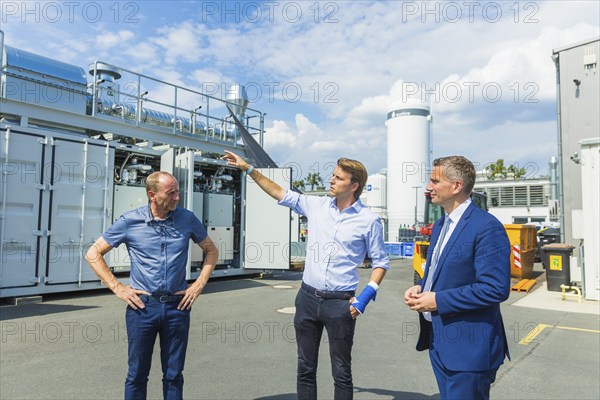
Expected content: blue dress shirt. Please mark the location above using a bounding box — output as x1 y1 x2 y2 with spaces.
279 190 389 291
103 205 207 295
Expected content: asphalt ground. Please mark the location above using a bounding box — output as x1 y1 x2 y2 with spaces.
1 259 599 400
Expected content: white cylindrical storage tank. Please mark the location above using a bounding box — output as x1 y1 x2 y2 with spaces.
386 100 431 241
364 171 387 217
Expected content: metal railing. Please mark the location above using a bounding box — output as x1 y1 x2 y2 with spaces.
88 60 264 145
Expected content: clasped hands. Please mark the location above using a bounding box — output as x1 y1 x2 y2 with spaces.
404 285 437 312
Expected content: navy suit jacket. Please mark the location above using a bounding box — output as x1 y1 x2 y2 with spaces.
416 201 511 372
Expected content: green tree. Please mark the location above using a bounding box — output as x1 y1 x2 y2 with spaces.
485 159 526 179
486 159 506 178
305 172 324 191
507 164 527 179
293 179 306 191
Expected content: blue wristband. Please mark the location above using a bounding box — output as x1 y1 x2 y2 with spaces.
351 284 378 314
246 165 255 174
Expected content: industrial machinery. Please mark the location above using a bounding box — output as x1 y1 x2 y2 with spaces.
0 31 292 298
412 191 488 284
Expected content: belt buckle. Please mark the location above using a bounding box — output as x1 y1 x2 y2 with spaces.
314 289 322 298
159 295 169 302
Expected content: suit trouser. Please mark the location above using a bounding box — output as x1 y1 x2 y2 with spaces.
294 286 356 400
429 331 498 400
125 299 191 400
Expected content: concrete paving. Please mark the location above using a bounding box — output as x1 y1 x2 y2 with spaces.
1 259 599 400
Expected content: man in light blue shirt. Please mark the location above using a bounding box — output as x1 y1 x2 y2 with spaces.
223 151 389 400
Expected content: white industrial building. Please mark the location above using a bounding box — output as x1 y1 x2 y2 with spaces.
474 174 553 226
552 37 600 301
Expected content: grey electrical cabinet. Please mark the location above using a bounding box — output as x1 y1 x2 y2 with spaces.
203 193 234 227
206 226 235 263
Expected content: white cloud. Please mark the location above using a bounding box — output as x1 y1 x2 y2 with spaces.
96 30 135 49
128 42 160 65
309 140 344 152
295 114 322 138
264 113 323 153
433 118 559 176
153 22 203 64
346 95 391 129
191 69 229 86
265 119 297 147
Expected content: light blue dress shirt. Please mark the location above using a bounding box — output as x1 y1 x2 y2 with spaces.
103 205 207 295
279 190 389 291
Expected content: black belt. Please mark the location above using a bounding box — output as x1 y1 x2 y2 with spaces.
301 282 355 300
139 295 183 303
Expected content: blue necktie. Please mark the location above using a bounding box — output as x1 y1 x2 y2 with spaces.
422 217 452 321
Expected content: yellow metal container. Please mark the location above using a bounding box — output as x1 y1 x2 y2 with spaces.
504 224 537 251
504 224 538 279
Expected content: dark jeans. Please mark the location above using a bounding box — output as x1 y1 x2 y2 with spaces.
294 286 356 400
124 299 191 400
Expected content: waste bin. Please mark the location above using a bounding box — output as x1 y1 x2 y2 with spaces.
537 227 560 265
542 243 575 292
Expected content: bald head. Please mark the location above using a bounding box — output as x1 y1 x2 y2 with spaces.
146 171 177 195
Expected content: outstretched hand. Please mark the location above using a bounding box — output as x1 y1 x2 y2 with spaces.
222 150 249 170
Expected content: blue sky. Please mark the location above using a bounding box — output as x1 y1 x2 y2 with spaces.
2 1 599 182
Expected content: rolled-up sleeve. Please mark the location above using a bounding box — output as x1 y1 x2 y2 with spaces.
367 217 390 270
278 190 329 218
278 190 308 216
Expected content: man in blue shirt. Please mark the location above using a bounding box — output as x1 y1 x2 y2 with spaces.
85 171 218 400
223 151 389 400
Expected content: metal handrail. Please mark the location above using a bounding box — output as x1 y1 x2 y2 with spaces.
88 60 264 143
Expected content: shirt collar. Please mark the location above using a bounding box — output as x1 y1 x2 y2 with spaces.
330 197 364 213
143 204 176 223
446 197 472 224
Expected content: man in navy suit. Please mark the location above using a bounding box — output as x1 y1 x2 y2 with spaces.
405 156 511 400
